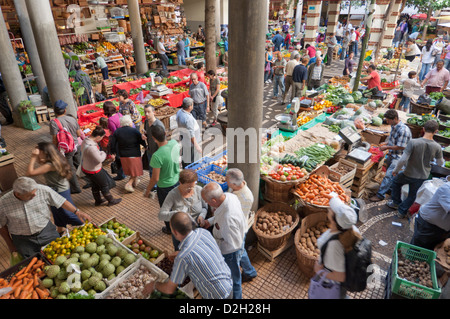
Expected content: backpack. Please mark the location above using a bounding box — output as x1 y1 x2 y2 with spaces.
320 233 372 292
54 118 75 154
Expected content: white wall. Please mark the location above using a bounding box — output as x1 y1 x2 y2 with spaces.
183 0 228 32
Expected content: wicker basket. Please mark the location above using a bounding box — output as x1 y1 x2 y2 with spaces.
294 212 328 278
406 123 423 138
410 101 434 115
261 175 303 202
253 202 300 251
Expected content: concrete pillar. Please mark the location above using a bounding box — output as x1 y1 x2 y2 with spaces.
127 0 148 75
326 1 341 36
26 0 76 118
220 0 229 25
0 7 28 126
383 0 402 49
14 0 47 95
294 0 304 37
215 0 221 41
227 0 266 212
205 0 216 73
304 0 322 45
368 0 390 52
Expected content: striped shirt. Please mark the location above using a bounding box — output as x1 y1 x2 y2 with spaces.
171 228 233 299
387 121 412 159
0 185 66 236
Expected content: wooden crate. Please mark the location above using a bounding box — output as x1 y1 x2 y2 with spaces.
0 153 14 167
328 158 357 186
48 108 55 120
35 106 48 123
257 235 294 262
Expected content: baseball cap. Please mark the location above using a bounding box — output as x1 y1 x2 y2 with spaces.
54 100 68 110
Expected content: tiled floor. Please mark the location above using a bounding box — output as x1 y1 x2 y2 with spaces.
0 58 407 299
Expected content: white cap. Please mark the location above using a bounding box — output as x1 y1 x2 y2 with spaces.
329 197 357 230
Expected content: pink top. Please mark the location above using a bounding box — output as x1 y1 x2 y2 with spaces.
306 46 316 58
445 45 450 60
107 112 123 133
425 67 450 88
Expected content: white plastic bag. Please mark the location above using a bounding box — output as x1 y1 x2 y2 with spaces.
415 178 445 205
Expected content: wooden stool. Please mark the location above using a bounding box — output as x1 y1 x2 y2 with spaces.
35 106 48 123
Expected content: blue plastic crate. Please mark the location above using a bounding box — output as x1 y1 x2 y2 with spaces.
209 150 228 169
185 156 213 171
197 164 228 191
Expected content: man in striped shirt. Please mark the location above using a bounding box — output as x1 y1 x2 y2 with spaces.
143 212 233 299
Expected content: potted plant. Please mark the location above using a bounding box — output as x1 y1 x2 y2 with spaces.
18 100 40 131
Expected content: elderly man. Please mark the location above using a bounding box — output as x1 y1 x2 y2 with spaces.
272 51 286 101
176 97 202 168
226 169 257 282
307 57 324 90
282 53 300 105
176 36 186 66
0 177 91 259
369 109 412 203
421 59 450 94
189 72 210 129
201 183 246 299
326 32 337 66
143 212 233 299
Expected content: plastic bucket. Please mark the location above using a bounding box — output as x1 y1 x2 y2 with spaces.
29 94 42 107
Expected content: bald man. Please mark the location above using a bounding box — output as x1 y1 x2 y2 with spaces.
201 183 247 299
143 212 233 299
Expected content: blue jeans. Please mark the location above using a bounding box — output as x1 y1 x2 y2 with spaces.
185 47 190 58
376 157 399 199
101 67 109 80
192 102 207 122
273 74 285 97
340 48 347 60
391 172 427 217
160 54 169 70
411 213 450 250
240 233 257 278
223 248 244 299
419 63 432 81
399 96 411 112
50 189 83 228
178 54 186 66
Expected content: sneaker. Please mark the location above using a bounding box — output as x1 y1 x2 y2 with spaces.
386 200 399 210
272 96 278 100
162 226 172 235
369 195 383 202
396 212 407 219
242 274 257 283
268 79 272 83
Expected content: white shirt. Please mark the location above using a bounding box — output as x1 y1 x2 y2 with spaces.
421 47 434 64
157 41 166 54
285 59 300 76
405 43 421 57
401 78 421 98
317 230 346 273
336 27 344 37
229 182 254 220
351 32 356 42
207 193 246 255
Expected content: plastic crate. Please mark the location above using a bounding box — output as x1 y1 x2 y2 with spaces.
185 156 213 172
391 241 441 299
209 150 228 169
197 164 228 191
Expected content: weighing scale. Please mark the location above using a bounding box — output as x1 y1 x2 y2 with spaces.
276 98 300 132
338 126 372 165
150 84 173 97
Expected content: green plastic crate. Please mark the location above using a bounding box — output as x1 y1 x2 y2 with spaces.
391 241 441 299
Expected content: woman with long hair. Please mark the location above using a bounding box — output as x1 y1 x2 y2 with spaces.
419 39 434 81
26 142 83 234
81 126 122 206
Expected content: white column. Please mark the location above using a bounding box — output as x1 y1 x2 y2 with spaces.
127 0 148 75
326 1 341 36
304 0 322 45
368 0 390 52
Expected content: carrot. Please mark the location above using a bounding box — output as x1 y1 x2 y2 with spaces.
35 287 49 299
23 279 34 292
23 257 38 274
19 289 31 299
11 279 23 288
13 286 22 298
14 273 28 281
31 290 39 299
14 267 26 277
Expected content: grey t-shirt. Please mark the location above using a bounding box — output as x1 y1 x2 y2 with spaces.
49 115 80 147
419 183 450 231
189 82 209 104
402 138 443 180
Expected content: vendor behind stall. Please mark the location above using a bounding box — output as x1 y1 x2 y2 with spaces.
421 59 450 94
360 64 382 95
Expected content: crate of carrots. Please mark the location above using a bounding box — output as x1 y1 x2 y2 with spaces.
0 252 52 299
292 165 351 209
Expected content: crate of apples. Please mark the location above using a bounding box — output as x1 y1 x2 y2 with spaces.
268 164 307 182
123 232 165 265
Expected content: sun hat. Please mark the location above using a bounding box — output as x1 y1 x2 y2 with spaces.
329 197 357 230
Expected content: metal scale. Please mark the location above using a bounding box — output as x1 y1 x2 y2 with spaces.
150 84 173 97
275 98 300 132
338 126 372 165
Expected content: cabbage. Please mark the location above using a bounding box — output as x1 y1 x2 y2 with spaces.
342 94 354 104
352 91 363 101
372 117 383 126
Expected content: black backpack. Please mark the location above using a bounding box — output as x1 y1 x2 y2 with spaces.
320 233 372 292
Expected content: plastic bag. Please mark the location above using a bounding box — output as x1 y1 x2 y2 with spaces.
416 94 431 105
415 178 445 205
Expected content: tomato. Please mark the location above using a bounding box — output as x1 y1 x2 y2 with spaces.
287 176 292 181
298 172 304 178
274 175 280 180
